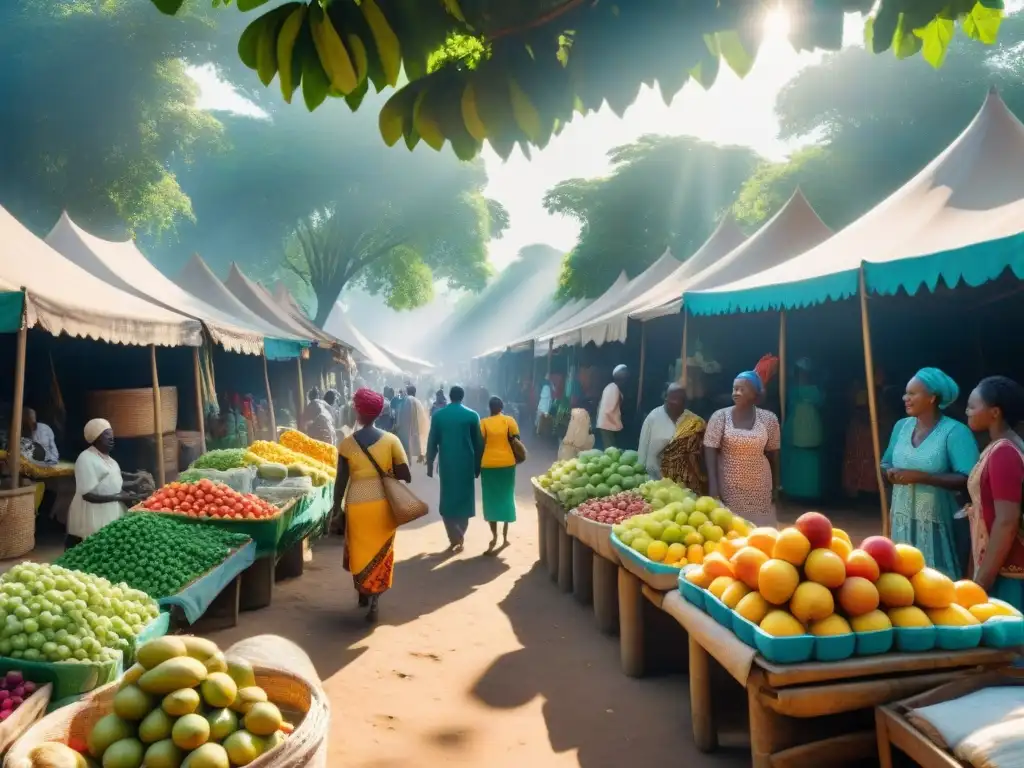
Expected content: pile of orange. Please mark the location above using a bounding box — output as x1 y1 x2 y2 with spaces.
685 512 1021 639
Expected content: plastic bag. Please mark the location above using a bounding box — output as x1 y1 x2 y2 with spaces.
254 486 310 506
189 466 256 495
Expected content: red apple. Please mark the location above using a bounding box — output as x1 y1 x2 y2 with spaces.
845 549 881 582
794 512 833 549
861 536 898 573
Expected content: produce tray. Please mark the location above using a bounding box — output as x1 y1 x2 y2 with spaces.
157 540 257 624
609 533 681 592
276 483 333 553
0 682 51 755
565 512 620 565
0 653 122 708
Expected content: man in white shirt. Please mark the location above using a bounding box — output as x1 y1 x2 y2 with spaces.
596 364 629 449
637 384 686 479
23 408 59 465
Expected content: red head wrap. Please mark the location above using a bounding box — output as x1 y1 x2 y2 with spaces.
353 387 385 423
754 354 780 388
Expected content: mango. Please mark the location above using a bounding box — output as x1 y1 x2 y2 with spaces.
139 708 175 744
927 604 981 626
100 737 143 768
163 688 201 716
119 664 145 689
139 657 208 695
263 730 287 752
141 740 184 768
201 673 238 709
27 743 89 768
229 687 268 715
222 730 265 766
87 714 133 759
181 743 230 768
203 651 228 675
226 659 256 690
113 685 154 721
179 636 219 661
206 708 240 741
243 702 283 737
888 606 933 628
171 714 210 751
137 637 188 671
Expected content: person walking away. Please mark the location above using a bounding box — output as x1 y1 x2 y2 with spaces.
558 408 595 461
426 386 484 553
782 358 826 501
536 377 553 434
704 371 782 525
597 365 629 449
395 385 430 464
645 385 707 493
67 419 140 549
333 388 413 622
376 387 397 432
480 397 522 552
431 389 447 417
964 376 1024 612
301 387 337 446
882 368 978 578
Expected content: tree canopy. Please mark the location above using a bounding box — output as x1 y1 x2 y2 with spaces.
545 135 759 299
733 13 1024 230
147 0 1006 160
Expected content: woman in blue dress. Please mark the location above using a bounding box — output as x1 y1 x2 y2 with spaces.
881 368 979 578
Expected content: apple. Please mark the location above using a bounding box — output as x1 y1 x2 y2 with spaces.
861 536 898 573
794 512 833 549
845 549 881 582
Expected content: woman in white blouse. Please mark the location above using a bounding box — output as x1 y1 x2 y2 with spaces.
66 419 137 549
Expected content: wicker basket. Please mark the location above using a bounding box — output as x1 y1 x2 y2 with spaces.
4 666 329 767
0 485 36 560
85 386 178 438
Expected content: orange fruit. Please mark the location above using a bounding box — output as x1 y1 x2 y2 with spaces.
735 591 770 624
829 536 853 559
684 566 714 589
709 576 736 599
720 580 751 609
876 573 915 608
893 544 925 578
747 527 779 556
790 582 834 624
953 580 988 609
911 568 955 609
686 544 705 565
702 551 736 579
771 527 812 566
760 610 806 637
850 609 892 633
757 559 800 605
832 528 852 545
810 614 852 636
731 546 770 590
804 548 846 589
837 577 880 617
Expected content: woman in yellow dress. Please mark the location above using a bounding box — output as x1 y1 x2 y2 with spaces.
333 388 412 623
479 396 522 553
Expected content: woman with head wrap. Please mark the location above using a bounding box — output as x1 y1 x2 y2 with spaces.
703 369 782 524
964 376 1024 612
332 388 413 622
66 419 137 549
882 368 979 578
479 396 523 552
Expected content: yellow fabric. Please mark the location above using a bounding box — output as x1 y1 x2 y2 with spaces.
339 433 407 585
481 414 520 469
674 410 706 440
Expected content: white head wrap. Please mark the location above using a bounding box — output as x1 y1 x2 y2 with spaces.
613 364 628 376
83 418 112 444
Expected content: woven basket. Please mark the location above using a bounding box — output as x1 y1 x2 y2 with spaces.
85 386 178 438
4 665 329 767
0 486 36 560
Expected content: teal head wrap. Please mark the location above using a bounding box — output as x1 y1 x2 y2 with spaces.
914 367 959 410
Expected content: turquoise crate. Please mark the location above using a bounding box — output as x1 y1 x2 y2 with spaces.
894 626 937 653
0 652 122 706
705 594 734 628
731 613 758 648
981 617 1024 649
677 568 705 609
753 625 814 664
855 628 894 656
813 632 856 662
935 624 982 651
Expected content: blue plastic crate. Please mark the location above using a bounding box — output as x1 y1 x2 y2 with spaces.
935 624 983 651
753 625 815 664
705 594 734 628
855 628 894 656
731 613 758 648
677 569 705 609
813 632 856 662
893 626 937 653
981 617 1024 649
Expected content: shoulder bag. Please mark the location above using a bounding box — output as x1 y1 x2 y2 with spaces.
508 424 527 465
354 435 428 526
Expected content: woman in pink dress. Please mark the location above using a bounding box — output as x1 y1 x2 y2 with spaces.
703 371 782 525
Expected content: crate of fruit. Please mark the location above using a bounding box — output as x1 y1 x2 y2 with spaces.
567 492 652 565
0 675 51 755
158 541 257 624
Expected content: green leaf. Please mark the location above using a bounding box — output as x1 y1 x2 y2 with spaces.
150 0 186 13
914 17 955 68
238 15 266 70
238 0 272 11
715 30 754 78
302 46 331 111
892 15 922 59
963 3 1002 44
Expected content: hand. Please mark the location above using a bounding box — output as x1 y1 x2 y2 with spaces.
889 469 929 485
426 465 434 479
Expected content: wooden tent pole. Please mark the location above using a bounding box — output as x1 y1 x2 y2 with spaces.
546 339 553 377
296 356 305 428
263 352 277 437
8 324 27 489
150 345 165 487
859 267 890 535
192 347 206 454
636 322 647 412
679 312 689 389
778 310 788 425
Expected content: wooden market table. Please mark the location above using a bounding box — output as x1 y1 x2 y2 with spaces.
565 511 621 636
657 591 1017 767
532 480 572 593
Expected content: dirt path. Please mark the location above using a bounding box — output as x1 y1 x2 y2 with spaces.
205 447 751 767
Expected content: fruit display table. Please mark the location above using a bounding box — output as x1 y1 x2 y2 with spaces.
532 480 572 593
656 590 1017 767
566 512 620 635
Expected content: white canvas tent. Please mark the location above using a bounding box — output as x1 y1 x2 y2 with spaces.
322 302 400 372
537 272 632 350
